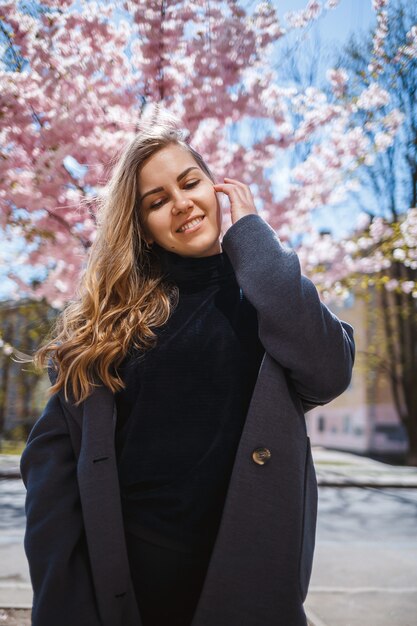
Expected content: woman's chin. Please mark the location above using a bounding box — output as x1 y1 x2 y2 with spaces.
174 235 222 257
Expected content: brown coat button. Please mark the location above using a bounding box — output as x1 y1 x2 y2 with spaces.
252 447 272 465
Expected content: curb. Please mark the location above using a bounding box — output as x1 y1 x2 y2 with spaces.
0 470 21 480
0 456 21 480
316 479 417 488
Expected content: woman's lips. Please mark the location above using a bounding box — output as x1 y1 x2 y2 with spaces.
177 215 205 234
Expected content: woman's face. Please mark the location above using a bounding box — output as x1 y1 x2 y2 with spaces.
138 143 222 257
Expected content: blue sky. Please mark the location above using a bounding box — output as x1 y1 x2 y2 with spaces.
0 0 377 300
242 1 377 238
276 0 375 42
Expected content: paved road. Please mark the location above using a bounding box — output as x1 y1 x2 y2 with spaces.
305 486 417 626
0 478 30 608
1 459 417 625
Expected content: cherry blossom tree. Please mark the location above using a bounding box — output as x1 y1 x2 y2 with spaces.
1 0 286 302
0 0 361 309
1 0 417 459
296 1 417 464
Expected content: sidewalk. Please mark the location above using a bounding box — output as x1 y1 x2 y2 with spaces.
1 449 417 626
311 446 417 487
307 446 417 626
0 455 21 479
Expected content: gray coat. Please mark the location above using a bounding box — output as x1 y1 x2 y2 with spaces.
20 214 355 626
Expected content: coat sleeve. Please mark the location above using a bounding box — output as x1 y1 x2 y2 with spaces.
221 214 355 409
20 393 102 626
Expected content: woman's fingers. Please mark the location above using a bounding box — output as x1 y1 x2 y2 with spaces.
213 179 258 224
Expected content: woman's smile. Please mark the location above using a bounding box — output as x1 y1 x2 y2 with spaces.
176 215 205 234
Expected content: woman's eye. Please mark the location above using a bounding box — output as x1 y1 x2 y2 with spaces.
149 181 200 208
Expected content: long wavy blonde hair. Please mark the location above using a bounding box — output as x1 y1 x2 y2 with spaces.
33 120 216 406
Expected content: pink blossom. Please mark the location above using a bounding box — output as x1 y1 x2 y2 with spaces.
382 109 405 132
369 217 393 240
326 68 349 97
0 0 413 307
393 248 406 261
372 0 388 11
374 131 394 151
385 279 399 291
357 83 390 109
401 281 415 294
399 25 417 59
356 213 372 230
369 2 389 75
284 0 323 30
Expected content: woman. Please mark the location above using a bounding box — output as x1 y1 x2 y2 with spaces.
20 118 355 626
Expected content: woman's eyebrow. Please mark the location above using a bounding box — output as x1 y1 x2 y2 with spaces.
139 166 200 203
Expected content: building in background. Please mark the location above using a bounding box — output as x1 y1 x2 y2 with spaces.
307 290 408 461
0 298 57 441
0 292 409 461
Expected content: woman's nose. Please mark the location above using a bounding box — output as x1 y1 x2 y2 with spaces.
172 192 193 213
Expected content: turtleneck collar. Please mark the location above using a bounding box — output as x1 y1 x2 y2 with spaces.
152 242 236 287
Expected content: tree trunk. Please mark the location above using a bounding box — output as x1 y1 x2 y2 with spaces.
379 268 417 466
404 415 417 467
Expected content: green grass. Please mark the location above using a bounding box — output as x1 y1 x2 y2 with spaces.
0 440 26 455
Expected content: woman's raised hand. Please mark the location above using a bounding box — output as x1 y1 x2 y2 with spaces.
213 177 258 225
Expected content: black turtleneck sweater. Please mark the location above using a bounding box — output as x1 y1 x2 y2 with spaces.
114 243 265 555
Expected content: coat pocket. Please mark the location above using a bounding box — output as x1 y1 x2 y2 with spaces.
298 436 318 603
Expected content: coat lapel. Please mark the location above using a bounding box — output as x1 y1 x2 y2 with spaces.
72 385 142 626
